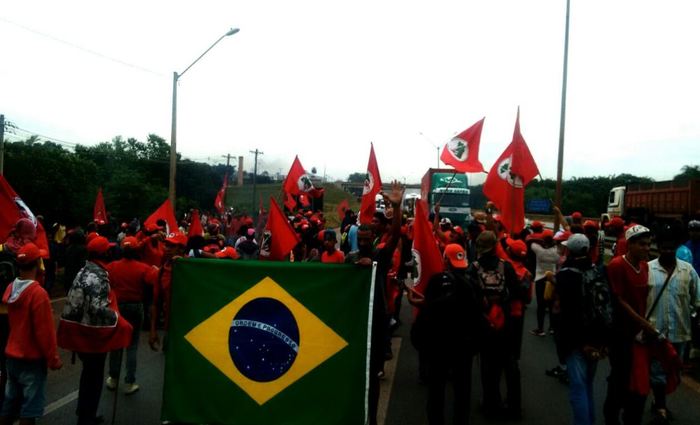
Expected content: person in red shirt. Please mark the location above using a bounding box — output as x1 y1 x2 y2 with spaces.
137 223 165 267
149 233 187 351
321 230 345 264
104 237 158 395
605 217 627 258
0 243 62 425
604 225 653 425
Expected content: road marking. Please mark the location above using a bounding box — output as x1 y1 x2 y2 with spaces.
682 376 700 395
378 337 402 425
44 389 79 415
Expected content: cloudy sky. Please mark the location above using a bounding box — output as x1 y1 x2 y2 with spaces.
2 1 698 184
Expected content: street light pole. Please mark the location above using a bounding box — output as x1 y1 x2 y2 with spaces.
169 28 240 210
555 0 571 208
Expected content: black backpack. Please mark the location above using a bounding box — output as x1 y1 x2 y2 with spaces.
0 245 18 295
562 265 613 336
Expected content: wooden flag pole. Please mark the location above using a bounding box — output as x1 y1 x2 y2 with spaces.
436 171 459 206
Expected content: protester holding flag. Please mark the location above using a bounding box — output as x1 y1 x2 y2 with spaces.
347 180 404 425
411 243 484 425
58 236 132 425
105 237 159 395
359 144 383 225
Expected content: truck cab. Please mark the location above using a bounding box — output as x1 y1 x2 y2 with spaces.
421 169 471 227
605 186 626 221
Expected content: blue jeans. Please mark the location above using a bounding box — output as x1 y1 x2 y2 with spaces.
566 350 598 425
1 358 47 419
109 302 144 384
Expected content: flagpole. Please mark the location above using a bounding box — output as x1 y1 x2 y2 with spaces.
435 172 458 206
555 0 571 208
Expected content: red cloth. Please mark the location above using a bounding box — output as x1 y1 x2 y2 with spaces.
93 188 108 224
139 238 164 267
0 176 49 254
440 118 486 173
3 280 61 369
412 200 444 295
482 109 539 234
359 143 383 225
188 209 204 238
321 250 345 264
283 156 310 196
337 199 349 221
607 256 649 335
214 173 228 214
106 259 158 303
629 341 682 395
614 236 628 258
144 199 178 235
153 263 173 328
263 197 299 261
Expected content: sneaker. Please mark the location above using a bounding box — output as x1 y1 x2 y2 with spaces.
124 383 140 395
545 366 566 378
105 376 117 391
530 328 546 337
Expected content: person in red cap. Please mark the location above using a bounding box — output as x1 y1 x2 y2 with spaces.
467 231 522 419
605 217 627 258
58 236 132 425
0 243 62 424
410 243 483 425
149 232 187 352
136 223 165 268
104 237 159 395
571 211 583 226
583 220 604 266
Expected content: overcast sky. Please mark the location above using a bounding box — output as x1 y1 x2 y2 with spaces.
2 1 698 185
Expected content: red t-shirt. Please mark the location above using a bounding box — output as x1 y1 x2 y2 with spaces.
614 237 628 258
153 263 173 328
321 250 345 264
139 237 164 267
106 259 158 303
607 255 649 335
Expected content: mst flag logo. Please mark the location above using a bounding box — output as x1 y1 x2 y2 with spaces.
297 174 314 192
362 172 375 195
185 276 348 406
496 156 524 188
446 137 468 161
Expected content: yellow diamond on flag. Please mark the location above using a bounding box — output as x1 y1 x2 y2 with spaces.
185 276 348 405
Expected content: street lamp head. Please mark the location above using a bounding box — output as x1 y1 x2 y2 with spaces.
226 28 240 36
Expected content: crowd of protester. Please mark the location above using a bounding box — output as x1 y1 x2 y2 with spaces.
0 183 699 425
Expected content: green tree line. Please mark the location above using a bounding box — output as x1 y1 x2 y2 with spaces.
470 165 698 217
3 135 232 226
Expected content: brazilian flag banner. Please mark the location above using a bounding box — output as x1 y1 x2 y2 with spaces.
163 259 375 425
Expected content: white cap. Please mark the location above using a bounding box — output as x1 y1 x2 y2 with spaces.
625 224 651 241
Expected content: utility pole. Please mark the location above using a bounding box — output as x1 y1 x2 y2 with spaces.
250 149 263 216
0 114 5 175
221 153 235 208
555 0 571 208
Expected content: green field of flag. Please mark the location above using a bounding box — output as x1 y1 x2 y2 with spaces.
162 259 374 425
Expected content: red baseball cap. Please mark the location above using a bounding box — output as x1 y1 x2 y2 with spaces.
542 229 554 239
506 238 528 258
165 232 188 247
583 220 599 230
87 236 116 254
571 212 583 220
16 243 48 265
86 232 100 244
215 246 239 260
444 244 468 269
606 217 625 229
531 221 544 230
121 236 139 249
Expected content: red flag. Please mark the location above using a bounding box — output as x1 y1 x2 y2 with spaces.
299 193 310 208
337 199 350 221
0 175 49 253
214 173 228 214
359 143 383 224
284 192 297 211
440 118 486 173
262 197 299 261
144 199 178 235
283 156 315 196
483 109 540 234
188 209 204 238
93 188 108 225
411 200 444 295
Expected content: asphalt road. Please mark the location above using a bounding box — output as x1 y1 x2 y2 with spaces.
38 296 700 425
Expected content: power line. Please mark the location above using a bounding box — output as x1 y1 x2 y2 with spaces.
0 16 166 77
12 126 79 147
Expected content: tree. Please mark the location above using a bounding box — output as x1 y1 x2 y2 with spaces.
674 165 700 181
347 172 366 183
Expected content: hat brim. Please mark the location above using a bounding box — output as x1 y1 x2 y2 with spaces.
448 257 468 269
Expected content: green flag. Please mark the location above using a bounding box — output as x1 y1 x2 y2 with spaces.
162 259 375 425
